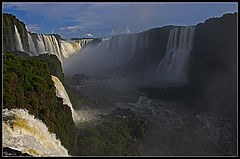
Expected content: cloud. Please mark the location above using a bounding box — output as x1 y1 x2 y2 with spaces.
108 26 131 37
59 25 84 31
3 2 32 10
125 26 131 34
3 2 237 39
84 33 94 37
26 24 41 32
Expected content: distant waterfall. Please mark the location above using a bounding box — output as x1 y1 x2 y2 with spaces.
3 108 69 157
31 34 63 62
129 34 137 60
61 41 78 59
24 32 94 63
145 32 149 48
155 26 195 85
36 34 46 54
14 25 24 51
61 39 93 59
51 75 80 123
27 32 38 56
97 38 110 48
51 36 62 62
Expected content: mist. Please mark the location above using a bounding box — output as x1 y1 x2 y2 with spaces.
61 23 236 156
63 34 133 77
63 26 196 88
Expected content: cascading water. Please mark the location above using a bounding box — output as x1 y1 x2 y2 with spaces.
51 75 80 123
43 35 53 55
76 39 94 48
61 41 78 59
26 34 62 62
60 39 93 59
51 36 62 62
113 96 235 155
145 31 149 48
27 32 38 56
36 34 46 54
3 108 69 156
140 34 144 49
97 38 110 48
129 34 137 60
14 25 24 51
25 32 94 63
155 26 195 85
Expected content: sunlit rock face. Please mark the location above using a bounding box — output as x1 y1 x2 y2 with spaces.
60 39 94 59
3 108 69 157
51 75 80 123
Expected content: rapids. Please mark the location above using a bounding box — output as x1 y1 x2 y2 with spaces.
3 108 69 157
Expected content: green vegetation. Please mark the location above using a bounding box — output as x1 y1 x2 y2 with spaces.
37 53 97 109
76 115 147 156
37 54 64 82
3 52 147 156
64 84 98 110
3 13 29 52
3 12 147 156
3 52 78 155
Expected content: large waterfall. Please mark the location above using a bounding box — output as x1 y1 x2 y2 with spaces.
61 39 93 59
27 33 63 62
22 32 94 63
51 75 80 123
14 25 24 52
27 32 38 56
129 34 137 60
155 26 195 85
3 108 69 156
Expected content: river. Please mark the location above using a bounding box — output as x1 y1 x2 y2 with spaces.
68 74 236 156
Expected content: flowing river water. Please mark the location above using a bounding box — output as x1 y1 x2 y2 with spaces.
68 74 237 156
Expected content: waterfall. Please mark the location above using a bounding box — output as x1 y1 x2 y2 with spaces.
97 38 110 48
129 34 137 60
60 39 93 59
51 75 80 123
36 34 46 54
42 35 53 54
51 36 62 62
77 39 93 48
61 40 77 59
140 34 144 49
27 32 38 56
24 31 96 62
26 34 62 63
14 25 24 51
145 31 149 48
3 108 69 157
155 26 195 85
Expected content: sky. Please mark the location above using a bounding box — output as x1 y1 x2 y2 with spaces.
2 2 238 39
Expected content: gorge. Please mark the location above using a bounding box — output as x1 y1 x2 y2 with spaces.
2 12 237 156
